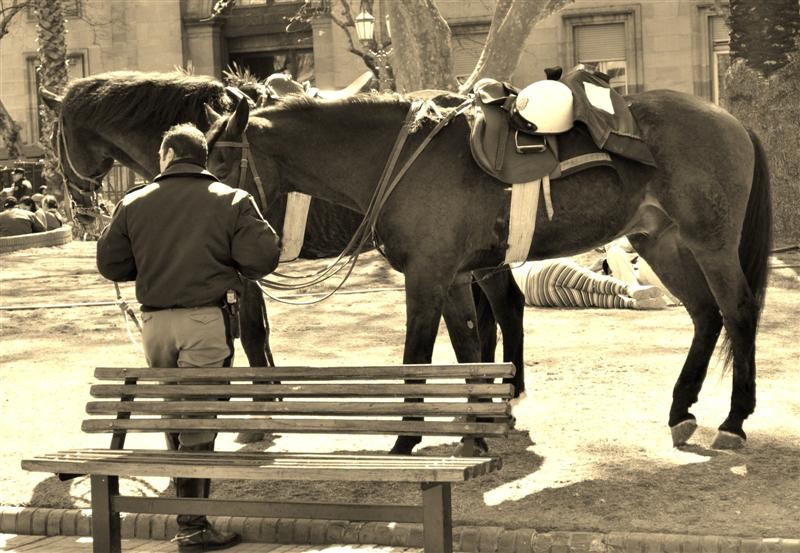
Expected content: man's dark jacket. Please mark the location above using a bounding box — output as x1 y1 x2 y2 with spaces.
96 162 280 309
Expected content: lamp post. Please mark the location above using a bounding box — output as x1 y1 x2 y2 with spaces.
354 4 393 91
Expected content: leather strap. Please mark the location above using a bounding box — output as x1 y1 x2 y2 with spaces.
214 135 269 213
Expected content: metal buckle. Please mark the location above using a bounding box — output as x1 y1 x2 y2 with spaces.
514 131 547 154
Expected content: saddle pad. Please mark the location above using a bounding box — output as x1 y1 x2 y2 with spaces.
561 68 656 167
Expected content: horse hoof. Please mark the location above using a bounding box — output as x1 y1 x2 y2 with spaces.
670 419 698 447
235 431 266 444
453 438 489 457
711 430 746 450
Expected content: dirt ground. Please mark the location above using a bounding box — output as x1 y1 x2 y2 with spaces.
1 241 798 538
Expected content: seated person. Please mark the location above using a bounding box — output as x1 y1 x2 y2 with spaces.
0 197 46 236
43 197 64 230
511 258 667 310
19 196 48 230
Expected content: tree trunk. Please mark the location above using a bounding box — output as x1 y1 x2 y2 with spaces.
459 0 574 93
32 0 68 185
728 0 800 77
385 0 454 92
0 99 23 159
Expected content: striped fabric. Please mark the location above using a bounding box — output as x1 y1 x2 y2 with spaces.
511 259 634 309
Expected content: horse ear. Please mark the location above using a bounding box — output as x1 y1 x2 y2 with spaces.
225 98 250 138
39 87 63 111
205 103 222 124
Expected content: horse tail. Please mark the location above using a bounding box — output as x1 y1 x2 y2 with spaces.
722 128 773 366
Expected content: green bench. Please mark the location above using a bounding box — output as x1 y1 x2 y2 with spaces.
22 362 516 552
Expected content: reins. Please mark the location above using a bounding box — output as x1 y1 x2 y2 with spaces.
213 98 467 305
53 114 105 204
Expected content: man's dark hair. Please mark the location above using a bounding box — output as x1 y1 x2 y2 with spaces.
3 197 18 209
160 123 208 165
45 197 59 209
18 196 35 210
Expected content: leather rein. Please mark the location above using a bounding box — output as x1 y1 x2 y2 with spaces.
53 114 105 204
210 98 469 305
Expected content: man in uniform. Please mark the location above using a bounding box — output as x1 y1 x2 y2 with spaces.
10 168 33 200
97 123 281 552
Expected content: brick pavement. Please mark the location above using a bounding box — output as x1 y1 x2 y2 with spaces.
0 534 420 552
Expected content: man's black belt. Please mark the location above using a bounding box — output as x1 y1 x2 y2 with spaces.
140 303 222 312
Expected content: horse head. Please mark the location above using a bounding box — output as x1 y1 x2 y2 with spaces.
41 87 115 208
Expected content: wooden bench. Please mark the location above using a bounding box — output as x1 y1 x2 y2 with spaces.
22 362 516 553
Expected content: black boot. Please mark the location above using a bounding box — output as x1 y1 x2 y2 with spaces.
173 522 241 552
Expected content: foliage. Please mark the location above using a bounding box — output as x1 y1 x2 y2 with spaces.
729 0 800 77
725 44 800 244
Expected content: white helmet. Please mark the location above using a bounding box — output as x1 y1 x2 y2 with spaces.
513 80 574 134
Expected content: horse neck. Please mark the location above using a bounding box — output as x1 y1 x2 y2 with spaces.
248 102 411 214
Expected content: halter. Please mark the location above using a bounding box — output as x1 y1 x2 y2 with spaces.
210 99 468 305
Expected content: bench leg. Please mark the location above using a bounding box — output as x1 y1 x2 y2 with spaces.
421 482 452 553
90 474 121 553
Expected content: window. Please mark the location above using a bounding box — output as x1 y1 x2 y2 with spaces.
709 15 731 105
26 53 86 142
562 7 642 93
574 23 628 93
451 30 488 84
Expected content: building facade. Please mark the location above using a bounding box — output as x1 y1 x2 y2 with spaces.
1 0 730 165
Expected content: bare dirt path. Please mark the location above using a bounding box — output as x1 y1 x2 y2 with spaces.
1 242 798 538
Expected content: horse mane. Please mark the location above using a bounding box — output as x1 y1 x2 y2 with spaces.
60 71 232 133
251 92 410 119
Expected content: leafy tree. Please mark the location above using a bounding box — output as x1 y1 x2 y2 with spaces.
728 0 800 77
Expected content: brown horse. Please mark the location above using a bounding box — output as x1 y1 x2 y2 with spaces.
205 91 772 455
41 71 526 409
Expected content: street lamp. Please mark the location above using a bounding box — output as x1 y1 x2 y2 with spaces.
354 5 393 91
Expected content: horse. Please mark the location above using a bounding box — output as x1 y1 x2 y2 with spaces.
204 90 772 456
41 71 527 422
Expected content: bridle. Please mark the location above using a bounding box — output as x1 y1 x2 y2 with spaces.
212 133 270 213
53 114 107 205
209 98 469 304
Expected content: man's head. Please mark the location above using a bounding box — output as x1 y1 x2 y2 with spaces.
31 193 44 207
18 196 35 211
11 168 24 182
3 197 18 209
38 185 48 195
44 196 59 210
159 124 208 173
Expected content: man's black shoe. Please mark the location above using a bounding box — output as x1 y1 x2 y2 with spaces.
173 524 241 552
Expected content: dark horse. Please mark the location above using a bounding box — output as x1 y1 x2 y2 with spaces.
205 92 772 455
43 72 526 417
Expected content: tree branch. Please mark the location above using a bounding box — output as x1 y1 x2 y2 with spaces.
0 1 28 41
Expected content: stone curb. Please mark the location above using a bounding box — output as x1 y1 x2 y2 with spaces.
2 507 798 553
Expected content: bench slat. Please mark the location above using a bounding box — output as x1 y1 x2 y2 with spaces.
86 400 511 417
81 418 511 436
94 363 515 381
112 496 424 523
22 450 502 482
90 383 514 399
42 449 497 465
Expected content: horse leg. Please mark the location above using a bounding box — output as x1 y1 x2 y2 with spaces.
239 279 275 367
442 273 493 456
389 268 450 455
474 268 526 397
628 229 722 446
235 279 276 444
685 245 759 449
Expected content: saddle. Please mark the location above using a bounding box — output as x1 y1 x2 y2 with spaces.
467 66 655 185
469 79 562 184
